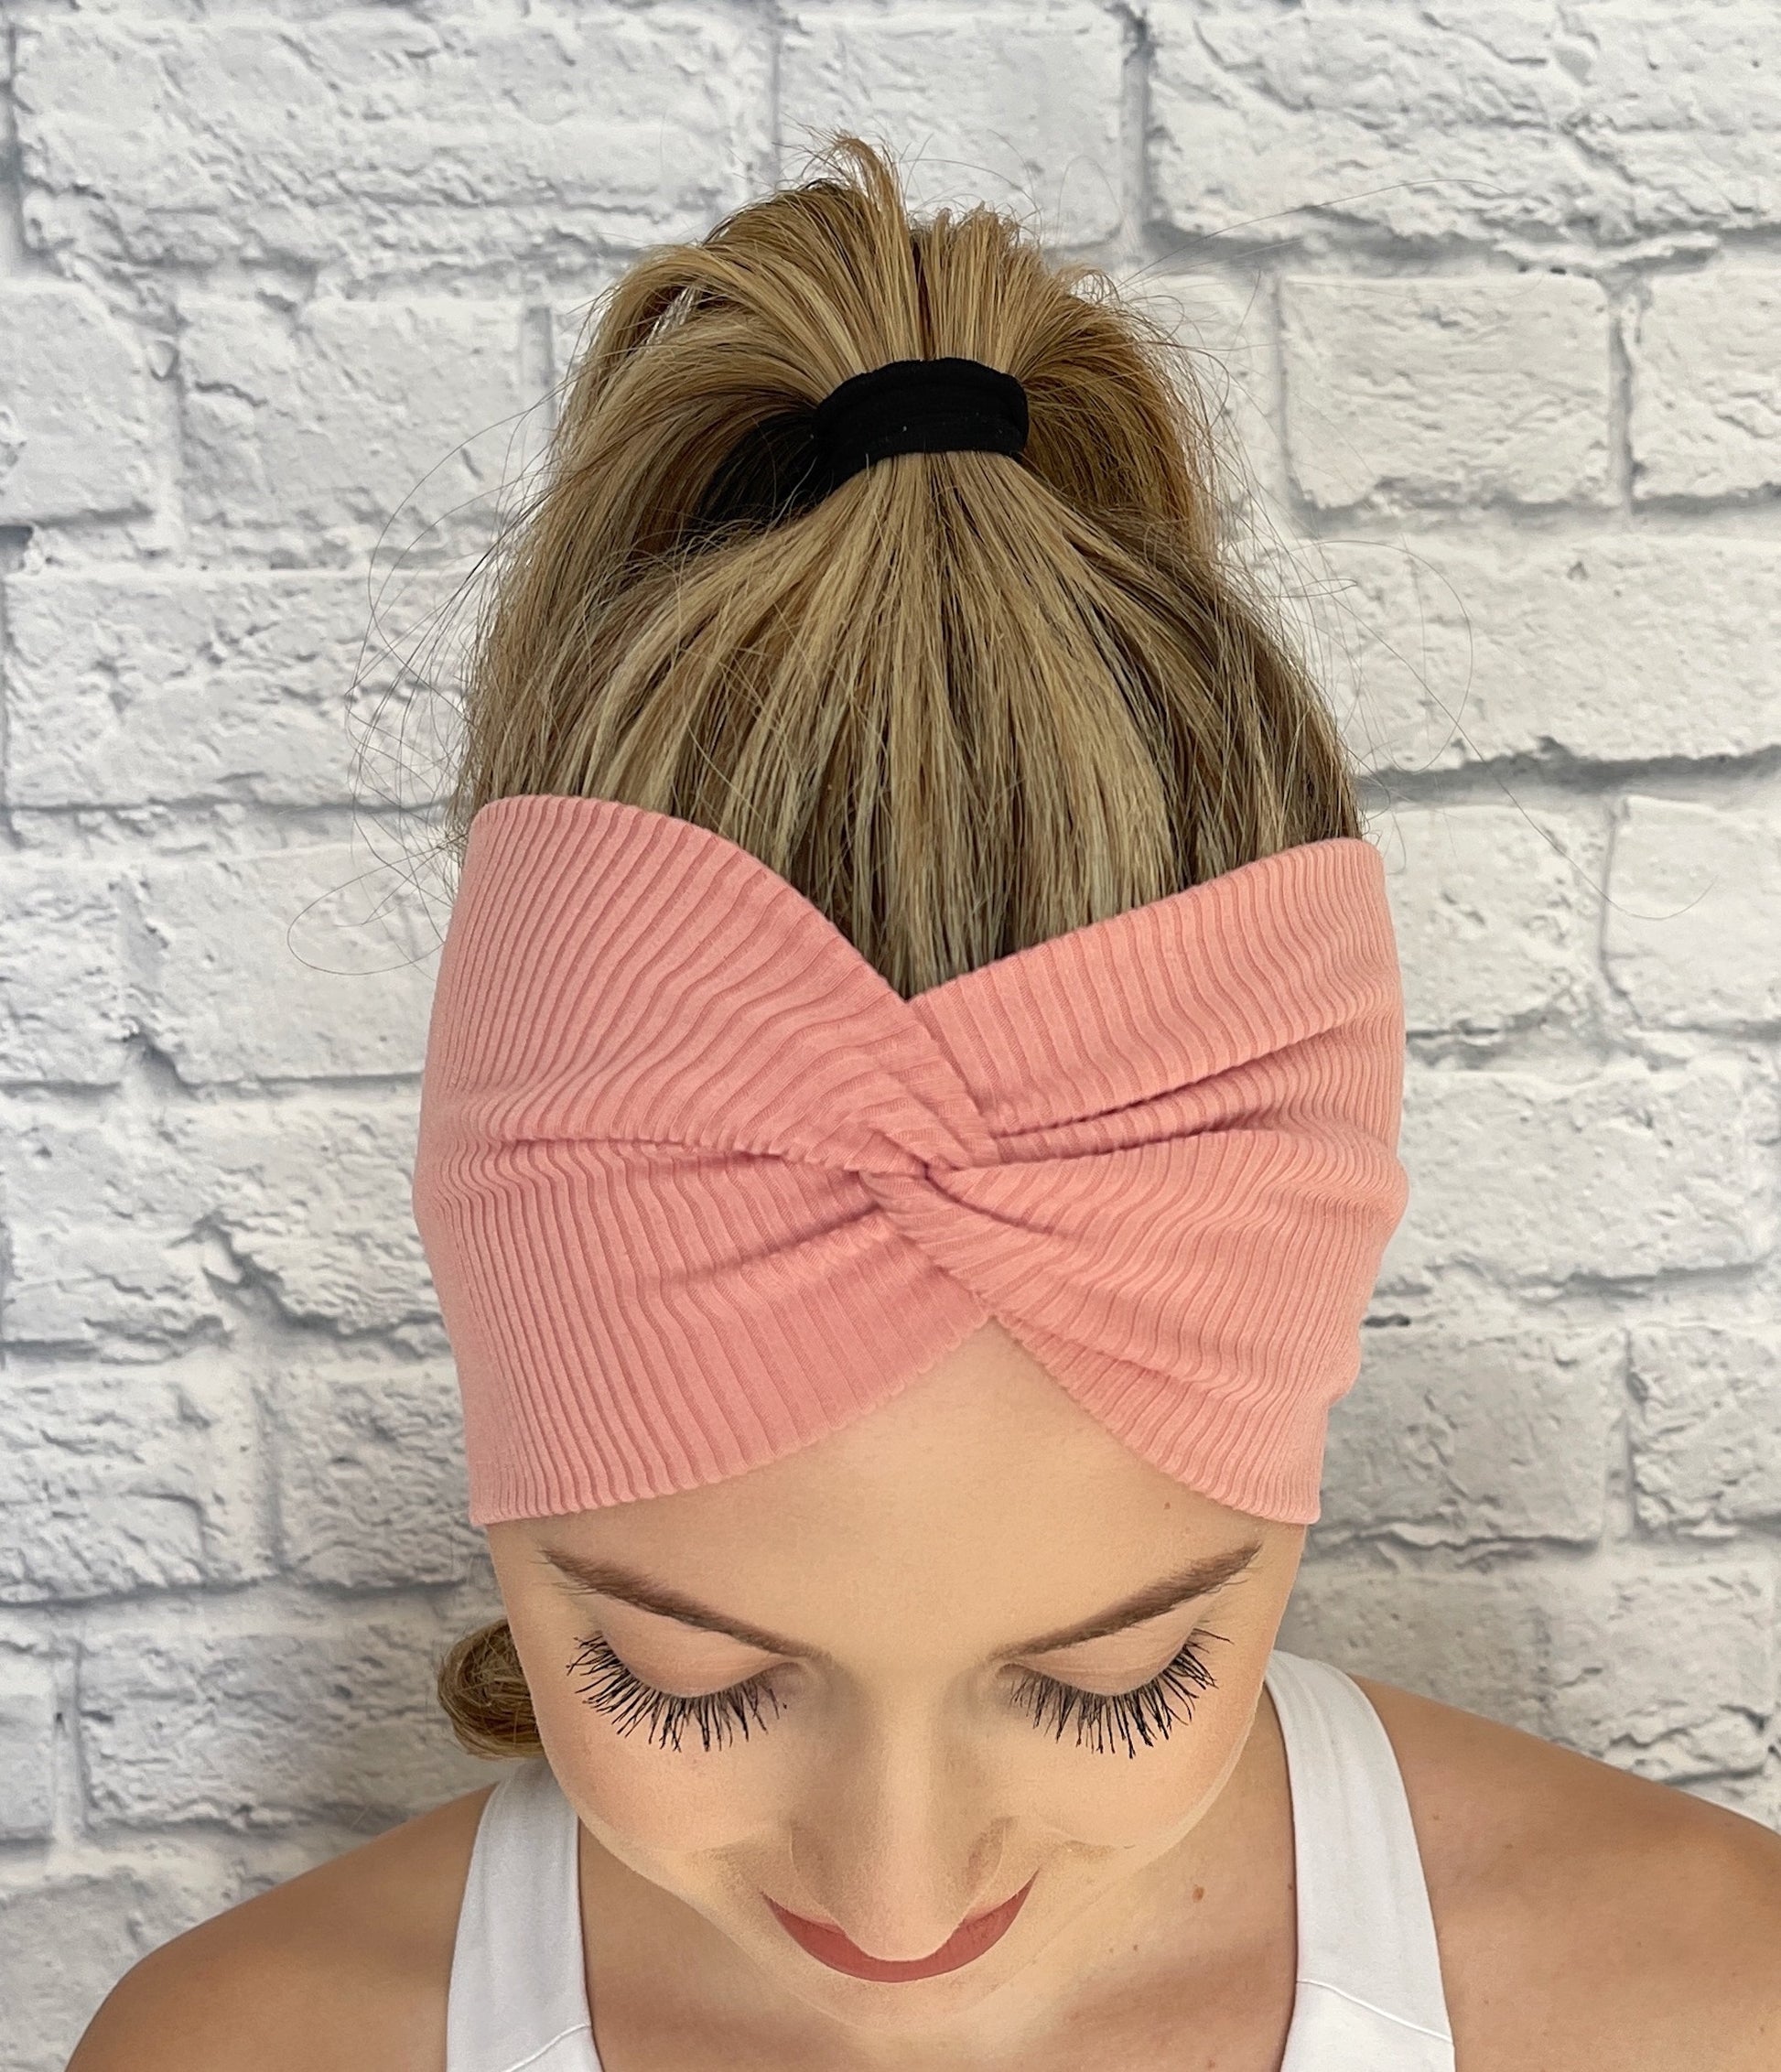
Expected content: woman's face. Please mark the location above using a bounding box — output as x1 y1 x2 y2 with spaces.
488 1321 1303 2042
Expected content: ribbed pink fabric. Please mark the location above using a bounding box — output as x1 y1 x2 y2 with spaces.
413 795 1408 1527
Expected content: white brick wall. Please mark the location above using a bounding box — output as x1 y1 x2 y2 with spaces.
3 5 1778 2065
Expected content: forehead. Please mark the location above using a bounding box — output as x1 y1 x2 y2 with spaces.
514 1322 1272 1657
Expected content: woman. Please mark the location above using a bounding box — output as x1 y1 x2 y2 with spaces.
70 140 1779 2072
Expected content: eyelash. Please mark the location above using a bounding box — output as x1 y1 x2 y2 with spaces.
569 1634 785 1754
567 1629 1225 1759
1007 1631 1224 1758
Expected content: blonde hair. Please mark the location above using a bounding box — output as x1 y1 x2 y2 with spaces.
438 137 1358 1756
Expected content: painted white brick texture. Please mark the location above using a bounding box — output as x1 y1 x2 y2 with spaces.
1280 275 1613 512
0 287 157 525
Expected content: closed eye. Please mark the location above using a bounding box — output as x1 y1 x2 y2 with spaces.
568 1626 1227 1758
1006 1628 1226 1757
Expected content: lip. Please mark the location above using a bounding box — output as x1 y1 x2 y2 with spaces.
766 1874 1036 1982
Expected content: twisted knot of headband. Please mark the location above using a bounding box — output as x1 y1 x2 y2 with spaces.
413 796 1409 1527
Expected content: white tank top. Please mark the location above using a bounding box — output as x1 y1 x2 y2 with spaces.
445 1648 1456 2071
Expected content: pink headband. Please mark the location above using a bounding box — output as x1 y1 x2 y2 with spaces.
413 796 1408 1527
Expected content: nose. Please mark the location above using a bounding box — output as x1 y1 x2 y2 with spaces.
786 1710 1010 1962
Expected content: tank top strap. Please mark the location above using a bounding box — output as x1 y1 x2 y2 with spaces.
1265 1649 1456 2069
446 1759 600 2072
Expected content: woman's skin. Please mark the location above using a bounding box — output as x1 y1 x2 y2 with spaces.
71 1323 1781 2070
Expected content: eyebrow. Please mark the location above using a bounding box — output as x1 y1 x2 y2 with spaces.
537 1540 1264 1664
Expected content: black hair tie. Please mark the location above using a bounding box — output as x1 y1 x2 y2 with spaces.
812 357 1029 491
691 357 1029 536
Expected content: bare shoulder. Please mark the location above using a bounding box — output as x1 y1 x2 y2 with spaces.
1357 1675 1781 2072
67 1784 494 2072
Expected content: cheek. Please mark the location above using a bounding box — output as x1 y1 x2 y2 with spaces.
1026 1754 1228 1850
1020 1687 1257 1850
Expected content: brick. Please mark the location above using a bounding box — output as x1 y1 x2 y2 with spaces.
1542 1563 1776 1780
1378 805 1595 1036
2 1091 435 1349
79 1608 489 1829
0 1356 266 1602
780 5 1125 244
1631 1326 1781 1533
178 1094 439 1336
4 572 459 812
1605 796 1781 1028
179 297 531 566
269 1354 480 1589
1581 9 1781 221
16 11 772 278
0 861 125 1085
1293 1558 1781 1778
0 1872 199 2072
1383 1059 1767 1290
1279 1564 1546 1735
1150 3 1781 247
1632 267 1781 500
1321 1326 1616 1546
0 1655 56 1841
0 1104 223 1351
0 286 156 525
1279 275 1611 511
1312 537 1781 772
135 847 438 1083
